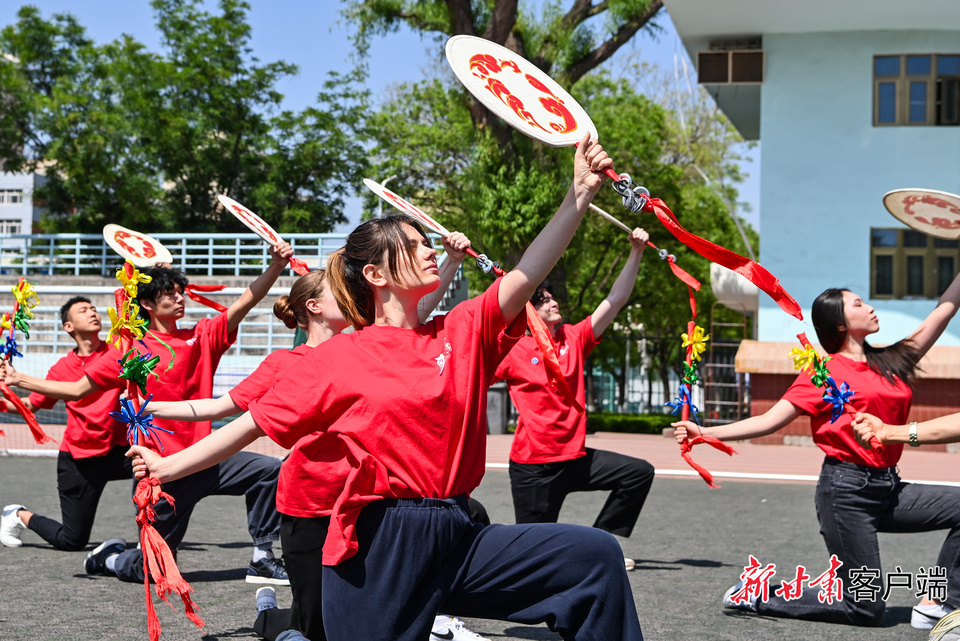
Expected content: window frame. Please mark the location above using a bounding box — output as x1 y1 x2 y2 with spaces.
873 54 960 127
870 227 960 299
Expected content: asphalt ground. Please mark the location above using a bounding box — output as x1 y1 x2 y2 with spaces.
0 455 951 641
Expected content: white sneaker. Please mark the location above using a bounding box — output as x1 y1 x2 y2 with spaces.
914 602 955 630
930 607 960 641
430 615 489 641
0 504 26 547
722 580 757 612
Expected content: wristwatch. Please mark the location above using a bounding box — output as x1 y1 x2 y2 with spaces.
908 421 920 447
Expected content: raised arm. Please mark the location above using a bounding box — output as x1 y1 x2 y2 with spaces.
673 398 801 443
128 411 264 483
1 361 99 401
590 228 649 338
905 269 960 358
498 133 613 324
226 242 295 334
418 232 470 323
145 394 241 422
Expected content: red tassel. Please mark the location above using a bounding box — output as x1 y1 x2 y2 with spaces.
0 382 55 444
134 477 204 641
680 435 737 488
645 198 803 320
183 285 228 312
525 302 584 414
288 256 310 276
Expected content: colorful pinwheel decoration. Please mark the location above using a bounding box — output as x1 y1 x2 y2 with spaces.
792 333 880 451
106 260 201 640
670 296 736 488
0 279 55 444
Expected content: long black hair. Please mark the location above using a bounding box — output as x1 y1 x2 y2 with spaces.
811 288 920 385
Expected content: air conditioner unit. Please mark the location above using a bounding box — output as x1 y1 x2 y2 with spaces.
697 50 764 84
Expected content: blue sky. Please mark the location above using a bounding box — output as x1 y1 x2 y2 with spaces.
1 1 760 232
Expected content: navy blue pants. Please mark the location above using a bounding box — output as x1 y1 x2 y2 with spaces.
253 499 490 641
27 445 133 551
510 447 655 537
756 458 960 625
114 451 282 583
321 496 643 641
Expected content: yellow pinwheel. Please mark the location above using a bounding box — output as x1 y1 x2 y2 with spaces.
681 325 710 363
107 299 148 349
11 279 39 319
116 261 152 299
790 346 819 373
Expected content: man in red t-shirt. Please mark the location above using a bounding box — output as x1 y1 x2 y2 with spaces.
494 229 655 568
2 244 293 585
0 297 129 551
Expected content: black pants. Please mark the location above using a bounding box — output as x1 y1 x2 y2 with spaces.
113 451 282 583
252 499 490 641
27 446 133 551
509 448 655 537
756 458 960 625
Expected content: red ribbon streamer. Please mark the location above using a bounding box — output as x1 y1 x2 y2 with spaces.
134 476 204 641
645 198 803 320
289 256 310 276
0 382 55 445
183 285 228 313
680 435 737 488
525 302 584 414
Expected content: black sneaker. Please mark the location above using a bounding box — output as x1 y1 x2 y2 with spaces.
246 557 290 585
84 538 127 575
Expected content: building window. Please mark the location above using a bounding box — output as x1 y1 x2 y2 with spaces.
0 190 24 205
0 220 22 235
871 228 960 298
873 54 960 126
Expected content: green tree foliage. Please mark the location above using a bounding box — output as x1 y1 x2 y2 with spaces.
0 1 368 233
353 0 756 410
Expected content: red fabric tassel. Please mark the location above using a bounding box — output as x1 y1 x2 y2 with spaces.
645 198 803 320
667 258 701 291
524 302 584 415
288 256 310 276
184 285 228 313
134 477 204 641
680 435 737 488
0 382 55 444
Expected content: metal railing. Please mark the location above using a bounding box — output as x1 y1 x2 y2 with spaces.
0 232 349 277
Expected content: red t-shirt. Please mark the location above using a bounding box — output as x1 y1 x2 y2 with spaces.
229 344 312 411
494 317 600 464
28 342 127 459
249 278 525 564
85 314 236 454
782 353 909 468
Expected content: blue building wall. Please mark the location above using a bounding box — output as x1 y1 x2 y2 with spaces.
758 30 960 345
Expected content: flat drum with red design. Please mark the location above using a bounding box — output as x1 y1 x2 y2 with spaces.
445 35 597 148
362 179 452 236
883 188 960 240
218 195 284 245
103 224 173 267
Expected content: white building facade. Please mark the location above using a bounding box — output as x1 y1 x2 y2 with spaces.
665 0 960 345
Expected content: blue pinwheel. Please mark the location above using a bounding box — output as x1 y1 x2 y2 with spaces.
110 395 174 452
0 336 22 359
666 384 701 424
822 377 856 424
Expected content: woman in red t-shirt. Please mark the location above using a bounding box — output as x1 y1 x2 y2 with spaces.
674 284 960 629
130 134 644 641
145 244 481 641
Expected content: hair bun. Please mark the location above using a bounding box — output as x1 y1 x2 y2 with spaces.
273 295 299 329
